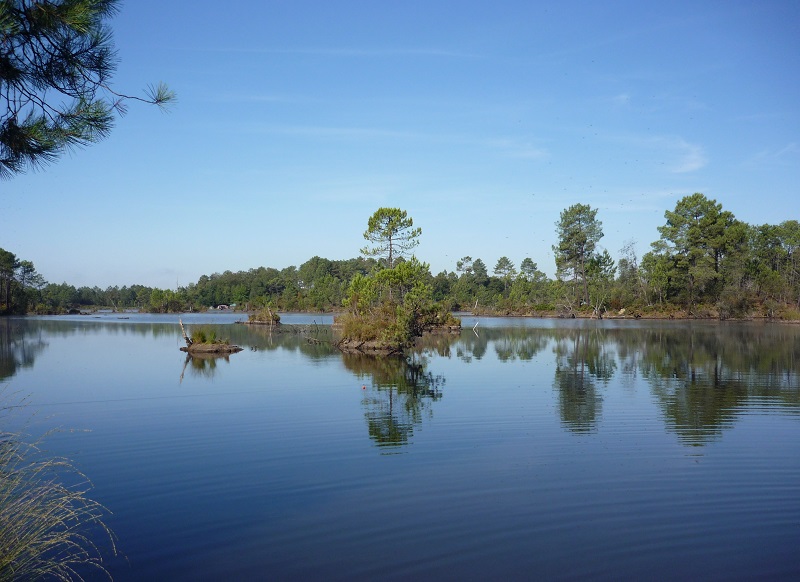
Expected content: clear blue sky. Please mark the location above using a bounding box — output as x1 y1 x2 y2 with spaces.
4 0 799 289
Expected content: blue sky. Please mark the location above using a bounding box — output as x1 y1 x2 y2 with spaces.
4 0 799 289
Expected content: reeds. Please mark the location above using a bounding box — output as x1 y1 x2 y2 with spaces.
190 326 216 344
189 326 230 345
0 393 116 581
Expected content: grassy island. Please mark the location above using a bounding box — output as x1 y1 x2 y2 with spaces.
179 322 243 354
334 209 461 355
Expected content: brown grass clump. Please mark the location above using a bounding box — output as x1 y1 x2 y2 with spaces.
0 392 117 581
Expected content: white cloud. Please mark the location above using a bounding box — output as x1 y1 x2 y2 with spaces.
206 46 479 59
611 93 631 106
211 93 316 104
594 132 707 173
600 188 699 212
670 139 707 173
268 125 420 140
505 146 550 160
625 135 707 173
745 143 800 168
248 124 550 160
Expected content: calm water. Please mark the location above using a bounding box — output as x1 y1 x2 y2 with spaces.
2 315 799 581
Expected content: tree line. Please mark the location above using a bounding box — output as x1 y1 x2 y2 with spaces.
2 194 799 319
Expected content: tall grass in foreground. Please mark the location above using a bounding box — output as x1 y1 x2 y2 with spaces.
0 394 117 581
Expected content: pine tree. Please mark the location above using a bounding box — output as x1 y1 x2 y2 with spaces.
1 0 174 177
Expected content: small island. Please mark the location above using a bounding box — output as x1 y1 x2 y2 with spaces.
243 306 281 326
334 208 461 355
179 320 242 354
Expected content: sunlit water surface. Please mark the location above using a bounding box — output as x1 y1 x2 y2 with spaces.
2 314 799 581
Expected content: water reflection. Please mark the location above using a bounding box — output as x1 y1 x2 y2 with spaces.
342 354 444 450
179 353 234 382
3 317 799 449
635 325 800 445
236 324 337 359
0 319 48 381
552 329 616 433
449 327 550 363
415 322 799 445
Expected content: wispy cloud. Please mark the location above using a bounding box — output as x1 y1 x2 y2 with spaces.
611 93 631 106
201 46 479 59
601 188 699 212
744 142 800 168
267 125 422 141
211 93 318 104
669 138 707 173
612 134 707 173
306 174 408 204
734 111 784 122
252 124 549 159
506 147 549 160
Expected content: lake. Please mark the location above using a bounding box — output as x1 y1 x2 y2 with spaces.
2 314 799 580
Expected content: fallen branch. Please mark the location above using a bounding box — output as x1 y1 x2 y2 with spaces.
179 318 192 347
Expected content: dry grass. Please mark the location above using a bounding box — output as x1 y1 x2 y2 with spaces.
0 392 117 581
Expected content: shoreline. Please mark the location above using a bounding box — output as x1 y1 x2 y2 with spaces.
10 309 800 324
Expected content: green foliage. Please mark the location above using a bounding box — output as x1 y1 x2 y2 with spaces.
456 256 474 276
0 248 20 313
360 207 421 268
0 247 44 314
717 285 755 320
494 256 516 291
339 256 450 349
776 305 800 321
472 258 488 282
189 326 229 345
650 193 741 307
612 241 646 308
553 203 604 304
248 306 281 324
146 288 184 313
1 0 174 177
3 195 800 319
586 249 616 316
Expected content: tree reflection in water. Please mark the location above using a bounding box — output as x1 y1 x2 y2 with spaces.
4 318 799 450
447 322 799 446
179 353 233 382
636 325 799 446
341 354 444 451
0 318 48 381
552 329 616 433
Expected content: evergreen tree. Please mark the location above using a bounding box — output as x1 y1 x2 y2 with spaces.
652 193 740 307
493 256 516 291
553 203 603 305
361 208 421 268
1 0 174 177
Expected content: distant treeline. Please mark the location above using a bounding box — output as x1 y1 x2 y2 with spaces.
2 194 799 319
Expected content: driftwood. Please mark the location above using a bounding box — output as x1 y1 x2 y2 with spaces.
179 318 192 347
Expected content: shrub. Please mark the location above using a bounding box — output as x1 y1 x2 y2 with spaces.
717 287 755 320
248 307 281 324
779 306 800 321
190 327 228 345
